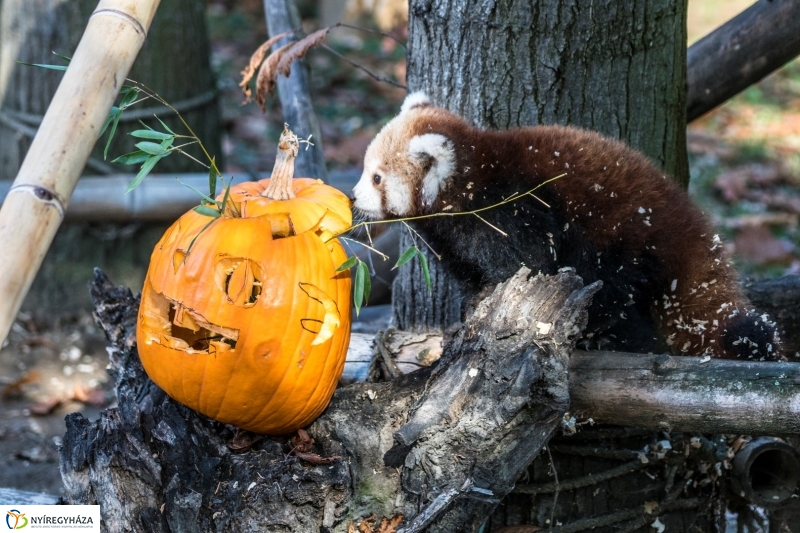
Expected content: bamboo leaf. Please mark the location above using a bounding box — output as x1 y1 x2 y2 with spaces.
154 115 175 135
51 51 72 63
103 111 122 159
393 247 418 270
219 177 233 213
160 137 175 150
193 205 222 218
419 252 432 292
112 150 150 165
208 157 218 198
185 218 217 259
15 61 68 71
119 88 139 108
135 142 166 155
125 155 163 193
353 260 365 316
130 129 173 140
335 256 358 272
176 178 216 204
98 107 120 139
359 261 371 305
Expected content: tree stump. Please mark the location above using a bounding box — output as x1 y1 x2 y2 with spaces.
60 267 596 532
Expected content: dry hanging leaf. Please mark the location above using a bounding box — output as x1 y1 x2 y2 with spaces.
240 30 292 103
255 41 294 110
276 27 331 77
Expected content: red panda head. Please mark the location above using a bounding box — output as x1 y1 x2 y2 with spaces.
353 92 457 219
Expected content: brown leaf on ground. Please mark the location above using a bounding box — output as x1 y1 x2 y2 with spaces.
733 225 795 264
293 450 342 465
226 430 264 452
29 397 63 416
1 371 41 400
72 384 107 407
351 514 404 533
276 27 331 78
291 428 315 452
239 30 292 103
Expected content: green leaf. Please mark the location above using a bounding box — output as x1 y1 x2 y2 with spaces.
219 177 232 213
15 61 68 71
125 154 163 194
335 256 358 272
208 157 218 198
193 205 222 218
154 115 176 135
135 141 166 155
98 107 120 140
130 129 173 140
51 51 72 63
112 150 150 165
160 136 175 150
119 88 139 109
393 247 418 270
353 260 365 316
185 218 217 258
176 178 216 204
419 252 432 292
359 261 371 306
103 111 122 160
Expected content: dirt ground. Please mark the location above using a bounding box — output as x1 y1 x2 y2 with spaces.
0 312 111 497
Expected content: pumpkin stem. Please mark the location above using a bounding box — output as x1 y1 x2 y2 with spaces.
262 124 299 200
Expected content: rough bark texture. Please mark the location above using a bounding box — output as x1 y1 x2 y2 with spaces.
744 275 800 359
60 268 591 532
396 0 688 332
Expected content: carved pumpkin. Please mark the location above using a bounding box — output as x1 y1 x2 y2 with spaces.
136 128 352 435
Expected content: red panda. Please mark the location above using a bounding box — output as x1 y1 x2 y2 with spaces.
353 92 782 360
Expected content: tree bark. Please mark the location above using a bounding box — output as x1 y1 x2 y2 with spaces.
60 268 592 532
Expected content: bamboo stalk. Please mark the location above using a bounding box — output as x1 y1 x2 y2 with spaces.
0 0 160 345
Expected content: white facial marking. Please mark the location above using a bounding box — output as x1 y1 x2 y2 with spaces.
400 92 432 114
353 151 385 218
409 133 455 206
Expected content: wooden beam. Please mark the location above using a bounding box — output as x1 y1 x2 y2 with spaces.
687 0 800 122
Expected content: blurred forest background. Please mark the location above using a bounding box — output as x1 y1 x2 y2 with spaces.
1 0 799 500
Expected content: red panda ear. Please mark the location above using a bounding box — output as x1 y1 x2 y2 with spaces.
401 92 433 114
409 133 455 206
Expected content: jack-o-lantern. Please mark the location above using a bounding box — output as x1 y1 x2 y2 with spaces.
136 127 352 435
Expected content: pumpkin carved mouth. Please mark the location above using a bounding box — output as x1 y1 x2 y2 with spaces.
140 288 239 355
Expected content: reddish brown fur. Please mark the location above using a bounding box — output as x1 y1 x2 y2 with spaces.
368 104 780 359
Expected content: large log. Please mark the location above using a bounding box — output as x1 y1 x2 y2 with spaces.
60 268 592 532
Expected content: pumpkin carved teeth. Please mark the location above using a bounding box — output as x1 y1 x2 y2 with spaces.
299 282 341 346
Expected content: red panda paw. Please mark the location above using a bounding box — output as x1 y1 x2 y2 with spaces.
717 310 783 361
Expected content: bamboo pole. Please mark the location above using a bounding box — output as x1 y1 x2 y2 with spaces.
0 0 160 345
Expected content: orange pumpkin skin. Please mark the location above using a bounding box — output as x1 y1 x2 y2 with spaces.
137 178 352 435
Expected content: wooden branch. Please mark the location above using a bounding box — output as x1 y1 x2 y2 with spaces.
60 267 594 531
264 0 328 182
0 0 160 346
569 351 800 435
687 0 800 122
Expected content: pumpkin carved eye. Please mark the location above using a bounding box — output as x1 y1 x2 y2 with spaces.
373 174 382 185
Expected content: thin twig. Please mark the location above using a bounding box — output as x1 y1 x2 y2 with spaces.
320 44 407 89
339 236 390 260
546 446 559 532
333 22 407 49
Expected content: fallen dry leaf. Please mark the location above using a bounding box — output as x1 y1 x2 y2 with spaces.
293 450 342 465
1 371 41 400
350 514 404 533
291 428 315 452
29 397 63 416
733 225 794 265
72 384 107 407
226 430 264 452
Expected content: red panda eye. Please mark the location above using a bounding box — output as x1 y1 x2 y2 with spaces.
373 174 382 185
